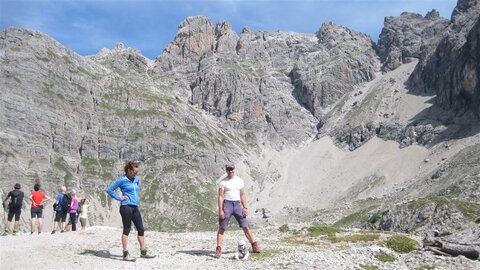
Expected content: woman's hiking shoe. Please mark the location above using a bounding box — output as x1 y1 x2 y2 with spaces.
215 246 222 258
123 251 136 262
251 242 261 253
140 250 156 259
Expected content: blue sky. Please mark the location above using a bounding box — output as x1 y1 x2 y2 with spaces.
0 0 458 59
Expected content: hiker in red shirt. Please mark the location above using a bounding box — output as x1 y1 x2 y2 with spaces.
29 183 50 235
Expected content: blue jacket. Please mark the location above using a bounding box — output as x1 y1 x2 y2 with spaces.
55 193 64 211
106 175 140 206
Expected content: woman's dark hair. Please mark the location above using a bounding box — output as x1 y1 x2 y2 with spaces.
80 198 86 204
124 160 140 174
34 183 40 191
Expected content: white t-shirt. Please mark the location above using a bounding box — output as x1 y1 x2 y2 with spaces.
217 175 244 201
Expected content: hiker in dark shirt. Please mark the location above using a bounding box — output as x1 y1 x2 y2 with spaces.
2 183 24 235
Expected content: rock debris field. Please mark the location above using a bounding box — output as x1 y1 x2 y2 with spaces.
1 225 479 269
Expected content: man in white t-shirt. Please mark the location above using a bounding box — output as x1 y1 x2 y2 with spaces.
215 162 261 258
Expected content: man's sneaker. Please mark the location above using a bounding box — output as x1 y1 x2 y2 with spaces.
123 251 136 262
51 230 56 234
215 246 222 258
140 249 156 259
251 242 261 253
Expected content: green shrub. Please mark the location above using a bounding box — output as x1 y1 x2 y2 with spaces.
375 253 396 262
369 213 382 224
278 224 289 233
386 235 420 253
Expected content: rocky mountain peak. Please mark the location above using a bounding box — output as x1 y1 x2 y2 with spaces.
241 27 251 34
425 9 441 20
316 21 372 50
214 21 239 53
377 10 449 71
165 15 215 57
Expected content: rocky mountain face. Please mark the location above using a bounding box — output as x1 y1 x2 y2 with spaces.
409 0 480 115
1 0 479 241
377 10 449 72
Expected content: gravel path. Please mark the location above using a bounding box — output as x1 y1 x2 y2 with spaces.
1 225 479 269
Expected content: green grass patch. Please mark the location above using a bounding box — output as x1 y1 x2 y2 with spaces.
386 235 420 253
452 200 480 221
360 264 379 270
283 237 319 247
326 233 380 243
307 226 344 237
250 249 282 260
54 158 74 184
335 211 369 227
375 253 396 262
334 203 380 227
80 158 114 180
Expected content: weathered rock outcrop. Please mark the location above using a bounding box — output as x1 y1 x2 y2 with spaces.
409 0 480 116
377 10 449 71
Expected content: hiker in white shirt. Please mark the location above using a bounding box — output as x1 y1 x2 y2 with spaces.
214 162 261 258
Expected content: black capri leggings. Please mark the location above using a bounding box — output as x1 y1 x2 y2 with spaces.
120 205 145 236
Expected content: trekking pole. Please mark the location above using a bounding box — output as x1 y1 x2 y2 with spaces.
2 197 6 234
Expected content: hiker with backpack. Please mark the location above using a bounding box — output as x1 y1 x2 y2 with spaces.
2 183 24 235
106 160 156 261
52 186 67 234
62 190 74 232
67 190 79 232
29 183 51 235
215 162 261 258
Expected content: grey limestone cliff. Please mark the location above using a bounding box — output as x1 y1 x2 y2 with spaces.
409 0 480 116
377 10 449 71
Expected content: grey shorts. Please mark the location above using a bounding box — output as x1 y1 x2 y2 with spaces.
219 200 248 230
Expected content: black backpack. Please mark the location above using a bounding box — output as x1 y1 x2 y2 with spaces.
61 193 72 213
77 201 83 214
9 190 24 210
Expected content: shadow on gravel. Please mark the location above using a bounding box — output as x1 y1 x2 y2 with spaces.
80 249 123 261
176 249 223 258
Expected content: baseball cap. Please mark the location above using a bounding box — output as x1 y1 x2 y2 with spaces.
238 240 246 246
225 162 235 170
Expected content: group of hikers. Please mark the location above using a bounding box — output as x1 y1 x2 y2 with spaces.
2 160 260 261
2 183 90 235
